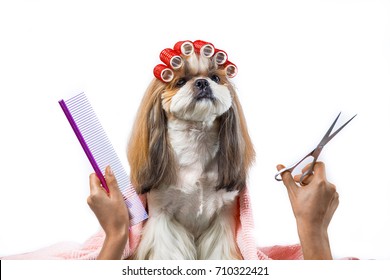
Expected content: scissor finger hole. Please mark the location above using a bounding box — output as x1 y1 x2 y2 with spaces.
289 156 315 180
300 156 316 173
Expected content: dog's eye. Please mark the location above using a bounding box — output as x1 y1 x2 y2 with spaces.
211 74 220 83
176 78 187 87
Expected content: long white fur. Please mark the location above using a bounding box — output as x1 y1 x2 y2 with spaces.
135 55 242 260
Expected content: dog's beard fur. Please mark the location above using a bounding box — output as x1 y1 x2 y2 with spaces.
127 53 255 260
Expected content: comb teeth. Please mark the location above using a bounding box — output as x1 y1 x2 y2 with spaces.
59 93 148 226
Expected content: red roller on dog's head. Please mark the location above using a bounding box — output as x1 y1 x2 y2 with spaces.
193 40 215 58
160 48 183 70
153 40 238 83
213 49 228 65
174 40 194 56
224 61 238 78
153 64 174 82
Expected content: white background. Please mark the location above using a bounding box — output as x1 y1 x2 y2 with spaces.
0 0 389 260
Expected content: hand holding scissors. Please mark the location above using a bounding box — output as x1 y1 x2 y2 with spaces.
275 112 356 185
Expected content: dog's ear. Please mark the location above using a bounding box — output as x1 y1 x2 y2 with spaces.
216 86 255 192
127 79 177 194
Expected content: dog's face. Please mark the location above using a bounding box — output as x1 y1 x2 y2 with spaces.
161 57 233 122
128 41 255 194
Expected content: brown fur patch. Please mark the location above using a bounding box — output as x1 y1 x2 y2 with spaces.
127 80 177 194
216 85 255 192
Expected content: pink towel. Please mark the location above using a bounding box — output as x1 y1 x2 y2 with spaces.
1 187 329 260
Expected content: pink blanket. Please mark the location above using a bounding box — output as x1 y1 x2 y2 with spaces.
0 187 309 260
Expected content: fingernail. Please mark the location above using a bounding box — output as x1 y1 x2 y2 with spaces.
107 166 113 176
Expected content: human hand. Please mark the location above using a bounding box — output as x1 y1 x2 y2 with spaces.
276 162 339 259
87 166 130 238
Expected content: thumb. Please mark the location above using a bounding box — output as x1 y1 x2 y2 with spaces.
276 164 298 194
89 173 103 195
105 166 120 194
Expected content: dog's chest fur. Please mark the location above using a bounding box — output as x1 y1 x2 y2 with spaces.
147 118 238 238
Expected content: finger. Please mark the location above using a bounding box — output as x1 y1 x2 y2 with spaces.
277 164 298 194
89 173 102 195
105 166 120 194
297 174 314 186
313 162 326 180
328 183 337 192
323 191 339 227
301 162 313 174
329 191 340 217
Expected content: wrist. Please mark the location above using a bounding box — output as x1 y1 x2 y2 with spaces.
105 227 129 243
296 219 327 238
296 220 332 260
97 229 129 260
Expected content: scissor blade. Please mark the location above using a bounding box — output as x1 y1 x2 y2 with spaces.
321 113 357 147
317 112 342 147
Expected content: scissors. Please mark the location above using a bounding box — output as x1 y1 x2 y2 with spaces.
275 112 356 184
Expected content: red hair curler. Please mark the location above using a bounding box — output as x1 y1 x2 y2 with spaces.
154 64 174 82
174 40 194 56
193 40 215 58
160 48 183 69
223 61 238 78
213 49 228 65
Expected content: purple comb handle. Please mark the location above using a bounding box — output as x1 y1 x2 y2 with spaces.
59 100 109 193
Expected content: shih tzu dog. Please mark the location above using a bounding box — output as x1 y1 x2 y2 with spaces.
127 40 255 259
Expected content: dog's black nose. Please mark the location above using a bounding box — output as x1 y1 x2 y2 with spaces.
194 79 214 101
195 79 210 90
